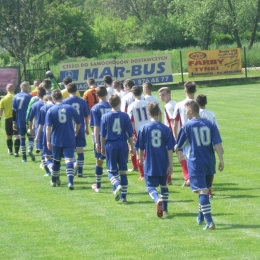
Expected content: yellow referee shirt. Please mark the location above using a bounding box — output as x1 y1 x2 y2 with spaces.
0 92 14 119
61 89 81 99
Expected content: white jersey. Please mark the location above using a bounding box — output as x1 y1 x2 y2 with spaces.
127 99 150 136
121 92 144 112
144 94 162 110
199 108 220 129
114 90 126 100
106 86 115 101
164 100 177 130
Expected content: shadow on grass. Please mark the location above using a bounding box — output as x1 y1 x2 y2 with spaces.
214 194 260 199
216 224 260 230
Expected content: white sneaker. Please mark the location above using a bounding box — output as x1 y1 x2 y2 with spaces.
92 183 101 193
114 185 122 201
50 180 56 187
68 183 74 190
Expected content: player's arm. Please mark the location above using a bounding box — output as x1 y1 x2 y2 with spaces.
84 117 89 135
214 143 224 172
128 136 134 156
35 124 43 142
94 125 101 152
75 123 81 136
12 110 17 130
139 149 144 165
173 119 179 140
46 126 53 150
167 150 173 176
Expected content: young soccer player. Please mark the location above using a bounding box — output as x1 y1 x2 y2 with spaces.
45 90 81 190
196 94 220 198
12 81 32 162
158 87 176 185
127 86 150 180
172 81 197 187
30 79 41 97
63 82 90 177
112 80 126 100
104 75 114 100
175 100 224 230
136 102 174 217
61 77 81 100
100 94 134 201
0 84 20 156
90 86 112 192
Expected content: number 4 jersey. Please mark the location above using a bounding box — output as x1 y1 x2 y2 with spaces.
177 118 222 176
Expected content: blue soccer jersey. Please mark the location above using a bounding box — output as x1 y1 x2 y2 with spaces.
28 100 44 130
12 92 31 128
136 121 175 176
100 111 134 141
176 118 222 177
45 103 81 147
90 102 112 127
63 96 90 138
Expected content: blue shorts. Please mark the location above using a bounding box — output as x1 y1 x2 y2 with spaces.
190 175 213 191
18 127 27 136
105 141 128 172
145 175 167 188
52 146 74 161
75 137 86 148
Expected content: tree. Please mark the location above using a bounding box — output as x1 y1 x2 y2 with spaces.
248 0 260 49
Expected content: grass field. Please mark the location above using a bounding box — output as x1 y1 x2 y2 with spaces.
0 84 260 259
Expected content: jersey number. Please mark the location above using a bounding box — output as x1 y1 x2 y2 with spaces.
58 109 67 123
151 129 161 147
72 103 80 115
112 118 121 134
136 107 148 122
192 126 211 146
17 97 25 109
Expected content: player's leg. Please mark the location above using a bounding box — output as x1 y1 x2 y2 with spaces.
27 132 35 161
46 146 61 186
118 141 128 202
136 150 145 180
64 147 75 190
159 176 169 216
14 135 20 156
177 150 189 186
75 137 86 177
5 118 14 154
208 175 214 198
19 128 27 162
128 141 138 172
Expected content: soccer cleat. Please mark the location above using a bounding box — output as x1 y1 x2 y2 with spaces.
77 174 83 178
203 222 216 230
44 173 51 177
128 168 138 172
156 199 163 218
39 163 44 170
197 217 205 225
14 153 19 157
50 180 56 187
114 185 122 201
22 159 27 162
163 211 168 217
182 179 190 187
119 198 127 203
68 183 74 190
138 176 144 180
36 149 40 154
92 183 101 193
8 150 13 155
28 151 35 161
209 194 213 199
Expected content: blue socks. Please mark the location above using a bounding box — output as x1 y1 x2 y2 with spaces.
120 174 128 199
199 194 213 224
95 166 103 189
147 187 159 203
160 187 169 212
77 153 84 175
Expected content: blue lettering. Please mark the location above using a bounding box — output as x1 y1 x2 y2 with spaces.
84 68 98 79
114 67 125 78
157 62 165 73
131 65 142 76
144 63 155 75
99 67 113 78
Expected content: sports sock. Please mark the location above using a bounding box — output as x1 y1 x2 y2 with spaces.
42 155 50 173
147 187 159 203
14 139 20 154
7 139 13 152
137 160 144 177
66 161 74 185
161 187 169 212
130 154 137 170
108 171 120 191
199 194 213 224
180 160 189 181
120 174 128 199
77 153 84 175
28 137 34 153
20 138 26 159
198 202 204 222
46 159 56 183
95 166 103 189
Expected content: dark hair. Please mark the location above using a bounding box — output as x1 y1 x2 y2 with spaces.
63 77 72 85
143 82 153 90
104 75 113 85
67 82 78 94
185 100 199 114
112 80 121 90
96 85 107 97
41 79 52 90
147 102 160 116
87 78 96 85
184 81 196 94
37 86 46 98
124 79 135 89
52 89 62 101
43 95 53 103
109 94 121 108
131 86 142 97
196 94 207 107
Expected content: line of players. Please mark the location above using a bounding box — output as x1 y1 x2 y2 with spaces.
0 75 224 229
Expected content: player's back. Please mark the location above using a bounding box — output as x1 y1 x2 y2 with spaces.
83 88 98 110
90 101 112 127
0 92 14 119
127 99 150 134
121 92 135 112
173 98 193 128
29 100 44 129
199 108 219 129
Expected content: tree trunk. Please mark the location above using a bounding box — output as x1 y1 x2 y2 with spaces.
248 0 260 49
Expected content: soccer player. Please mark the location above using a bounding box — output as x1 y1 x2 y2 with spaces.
30 79 41 97
45 90 81 190
0 84 20 156
63 82 90 177
196 94 220 198
12 81 32 162
112 80 126 100
158 87 176 185
61 77 81 100
100 94 134 201
104 75 114 100
136 103 174 218
172 81 197 187
175 100 224 230
90 86 112 192
127 86 150 180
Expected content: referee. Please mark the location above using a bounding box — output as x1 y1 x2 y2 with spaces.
0 84 20 156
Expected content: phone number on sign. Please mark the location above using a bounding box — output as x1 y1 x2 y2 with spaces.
133 76 173 85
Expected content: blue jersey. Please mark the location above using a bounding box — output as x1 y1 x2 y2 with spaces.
28 100 44 130
136 121 175 176
63 96 90 138
100 111 133 141
12 92 31 128
90 102 111 127
177 118 222 176
45 103 81 147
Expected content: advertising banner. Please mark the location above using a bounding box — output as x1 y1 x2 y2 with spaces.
59 55 173 90
187 48 242 77
0 66 20 94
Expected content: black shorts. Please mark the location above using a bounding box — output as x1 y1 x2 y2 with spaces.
5 118 18 136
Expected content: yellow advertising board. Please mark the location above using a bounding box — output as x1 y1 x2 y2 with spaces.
187 48 242 77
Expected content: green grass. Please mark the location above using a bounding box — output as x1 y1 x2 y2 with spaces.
1 84 260 259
